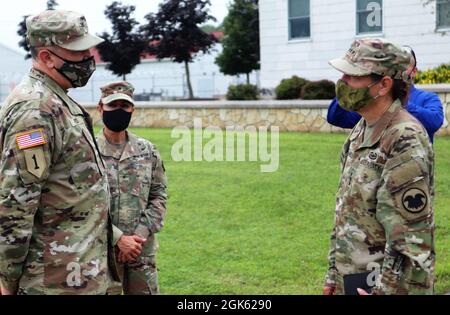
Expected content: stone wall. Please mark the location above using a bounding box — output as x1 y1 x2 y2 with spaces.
84 84 450 135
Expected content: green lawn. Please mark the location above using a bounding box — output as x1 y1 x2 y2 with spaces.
115 128 450 295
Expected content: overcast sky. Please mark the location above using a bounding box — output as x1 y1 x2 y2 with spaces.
0 0 229 54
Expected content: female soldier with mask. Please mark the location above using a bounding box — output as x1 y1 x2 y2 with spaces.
323 39 435 295
96 81 168 295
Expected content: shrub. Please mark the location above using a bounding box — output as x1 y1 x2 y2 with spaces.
226 84 259 100
275 76 308 100
301 80 336 100
414 63 450 84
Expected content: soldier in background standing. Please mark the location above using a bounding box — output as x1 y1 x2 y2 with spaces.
96 81 168 295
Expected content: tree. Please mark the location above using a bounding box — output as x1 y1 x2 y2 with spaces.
215 0 260 84
96 1 147 81
17 0 59 59
142 0 218 99
17 18 31 59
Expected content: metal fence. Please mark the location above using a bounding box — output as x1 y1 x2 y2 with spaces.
1 70 261 103
69 72 258 102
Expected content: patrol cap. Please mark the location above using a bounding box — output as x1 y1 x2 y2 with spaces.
100 81 135 105
26 10 104 51
329 38 412 82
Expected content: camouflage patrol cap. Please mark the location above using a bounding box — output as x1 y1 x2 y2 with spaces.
329 38 412 81
101 81 135 105
26 10 104 51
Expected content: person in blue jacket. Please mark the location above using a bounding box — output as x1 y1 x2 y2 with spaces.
327 48 444 142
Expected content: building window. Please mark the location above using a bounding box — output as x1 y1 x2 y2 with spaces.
437 0 450 29
356 0 383 35
288 0 310 39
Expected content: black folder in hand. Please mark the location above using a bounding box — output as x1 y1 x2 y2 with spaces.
343 272 374 295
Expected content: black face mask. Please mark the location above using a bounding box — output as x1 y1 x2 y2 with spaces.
102 109 132 132
48 50 96 88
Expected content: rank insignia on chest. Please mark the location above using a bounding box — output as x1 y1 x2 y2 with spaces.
16 129 47 150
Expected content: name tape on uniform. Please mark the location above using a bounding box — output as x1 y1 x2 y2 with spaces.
16 129 47 150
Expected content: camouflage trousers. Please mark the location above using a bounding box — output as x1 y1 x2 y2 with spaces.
107 255 159 295
334 273 345 295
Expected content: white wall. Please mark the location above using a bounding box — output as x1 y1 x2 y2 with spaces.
260 0 450 89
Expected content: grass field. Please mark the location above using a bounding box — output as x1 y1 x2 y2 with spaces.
117 128 450 295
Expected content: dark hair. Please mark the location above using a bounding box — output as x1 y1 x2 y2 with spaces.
30 46 39 59
370 74 384 82
392 79 409 105
370 74 409 106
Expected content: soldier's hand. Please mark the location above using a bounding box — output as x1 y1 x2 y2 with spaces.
0 286 15 295
117 251 127 264
357 288 370 295
323 285 336 295
118 250 140 264
117 235 146 263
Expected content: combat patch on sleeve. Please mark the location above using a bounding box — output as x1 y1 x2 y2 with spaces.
23 147 47 179
15 128 47 150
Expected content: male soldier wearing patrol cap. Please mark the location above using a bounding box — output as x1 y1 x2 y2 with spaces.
324 38 435 295
0 10 119 295
96 81 167 295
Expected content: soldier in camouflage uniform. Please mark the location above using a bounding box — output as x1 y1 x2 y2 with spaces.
96 82 168 295
0 10 119 295
324 39 435 295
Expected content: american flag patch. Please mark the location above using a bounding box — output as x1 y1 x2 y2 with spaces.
15 129 47 150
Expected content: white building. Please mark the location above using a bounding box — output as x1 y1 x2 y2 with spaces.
259 0 450 89
0 44 31 101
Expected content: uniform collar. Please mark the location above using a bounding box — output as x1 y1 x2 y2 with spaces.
120 132 141 161
29 68 84 116
352 99 403 150
97 130 142 161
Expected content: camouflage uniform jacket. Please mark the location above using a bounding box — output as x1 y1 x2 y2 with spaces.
325 99 435 295
0 69 118 295
96 131 167 260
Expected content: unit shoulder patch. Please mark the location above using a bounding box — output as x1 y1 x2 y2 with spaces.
24 146 47 179
402 188 427 214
